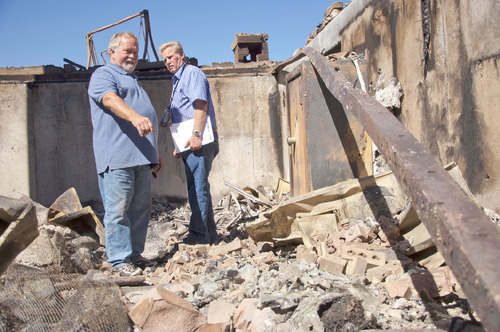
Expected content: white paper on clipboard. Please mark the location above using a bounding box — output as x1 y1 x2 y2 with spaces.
169 117 214 153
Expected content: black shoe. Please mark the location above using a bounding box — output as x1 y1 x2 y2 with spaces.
182 237 209 245
131 256 156 269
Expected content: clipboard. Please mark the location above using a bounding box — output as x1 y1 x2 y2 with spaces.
169 117 214 153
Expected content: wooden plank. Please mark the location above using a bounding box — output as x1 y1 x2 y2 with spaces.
286 63 310 195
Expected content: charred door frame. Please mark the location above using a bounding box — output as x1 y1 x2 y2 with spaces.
285 62 311 196
285 59 373 196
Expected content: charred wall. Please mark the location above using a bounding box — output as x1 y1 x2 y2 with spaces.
0 66 283 207
337 0 500 211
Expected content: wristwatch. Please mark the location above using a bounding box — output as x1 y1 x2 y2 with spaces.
192 130 201 137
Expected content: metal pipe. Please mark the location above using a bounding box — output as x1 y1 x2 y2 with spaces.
85 11 146 69
85 11 144 37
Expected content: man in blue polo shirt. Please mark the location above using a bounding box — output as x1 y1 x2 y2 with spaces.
88 32 162 276
159 41 219 245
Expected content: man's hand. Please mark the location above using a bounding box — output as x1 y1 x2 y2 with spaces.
173 149 182 159
130 113 154 137
184 135 203 151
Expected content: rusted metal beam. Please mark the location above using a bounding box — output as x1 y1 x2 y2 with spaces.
85 10 159 68
142 9 160 62
301 46 500 332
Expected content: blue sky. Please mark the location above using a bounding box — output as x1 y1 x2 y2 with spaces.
0 0 350 68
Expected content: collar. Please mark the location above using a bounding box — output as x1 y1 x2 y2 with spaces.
173 62 188 81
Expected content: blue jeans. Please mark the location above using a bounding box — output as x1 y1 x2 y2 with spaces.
181 133 219 244
98 165 152 267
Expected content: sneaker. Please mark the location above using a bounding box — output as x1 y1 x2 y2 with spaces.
131 256 157 269
117 264 142 277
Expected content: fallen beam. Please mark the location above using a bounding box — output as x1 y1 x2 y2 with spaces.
301 46 500 332
223 181 273 208
108 276 146 287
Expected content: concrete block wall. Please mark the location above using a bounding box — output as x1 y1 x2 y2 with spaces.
0 84 32 198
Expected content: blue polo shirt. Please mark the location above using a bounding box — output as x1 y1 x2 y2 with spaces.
170 63 218 129
88 63 159 174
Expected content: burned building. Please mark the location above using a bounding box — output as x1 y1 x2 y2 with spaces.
1 0 500 330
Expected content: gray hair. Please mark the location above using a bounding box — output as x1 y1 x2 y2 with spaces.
159 41 184 55
107 32 138 56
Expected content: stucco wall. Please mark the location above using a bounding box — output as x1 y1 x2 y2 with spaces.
0 84 33 198
308 0 500 211
207 73 283 198
0 67 282 208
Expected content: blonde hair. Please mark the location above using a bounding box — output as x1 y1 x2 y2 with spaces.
159 41 184 55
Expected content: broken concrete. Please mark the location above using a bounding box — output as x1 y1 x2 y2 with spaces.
129 286 207 332
246 170 406 242
0 182 488 331
48 187 105 246
10 189 105 274
0 195 39 276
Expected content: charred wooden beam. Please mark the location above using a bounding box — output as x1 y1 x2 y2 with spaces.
300 46 500 332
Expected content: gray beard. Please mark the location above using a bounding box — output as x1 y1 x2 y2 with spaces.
123 61 137 73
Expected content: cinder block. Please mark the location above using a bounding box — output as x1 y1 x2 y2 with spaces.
384 279 412 299
253 251 276 265
366 264 404 282
344 224 372 243
345 256 368 276
296 245 318 264
314 241 328 257
340 244 386 266
198 323 231 332
218 238 243 255
129 286 207 331
318 255 347 275
218 256 238 269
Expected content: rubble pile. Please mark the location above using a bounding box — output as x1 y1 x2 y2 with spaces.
125 234 477 331
118 201 481 330
1 169 496 331
13 188 105 274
